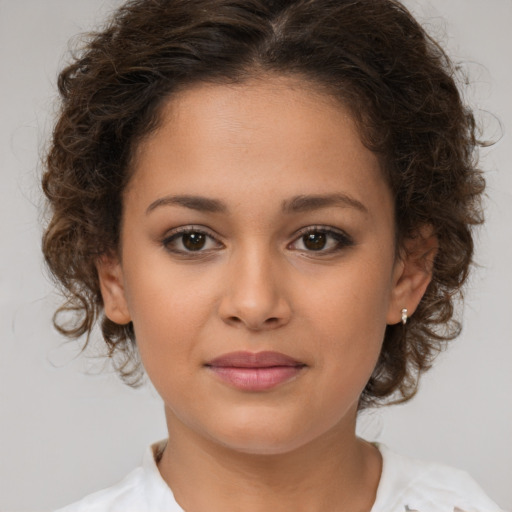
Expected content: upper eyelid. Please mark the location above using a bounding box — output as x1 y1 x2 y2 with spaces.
291 225 352 239
162 224 348 235
163 225 219 239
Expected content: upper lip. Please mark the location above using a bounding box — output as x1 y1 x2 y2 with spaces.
205 351 305 368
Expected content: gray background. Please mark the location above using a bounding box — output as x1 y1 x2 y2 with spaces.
0 0 511 510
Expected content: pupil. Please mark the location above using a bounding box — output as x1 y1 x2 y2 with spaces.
304 232 326 250
183 233 206 251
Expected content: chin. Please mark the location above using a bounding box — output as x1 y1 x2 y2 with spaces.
215 432 311 456
200 413 328 457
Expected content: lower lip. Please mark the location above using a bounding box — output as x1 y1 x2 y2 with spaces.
207 366 304 391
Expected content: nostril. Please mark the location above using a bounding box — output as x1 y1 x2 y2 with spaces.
225 315 282 330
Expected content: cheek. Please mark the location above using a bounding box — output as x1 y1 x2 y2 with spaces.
122 264 218 381
302 258 393 340
124 251 217 330
298 258 393 386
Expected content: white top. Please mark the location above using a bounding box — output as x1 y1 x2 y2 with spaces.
56 441 503 512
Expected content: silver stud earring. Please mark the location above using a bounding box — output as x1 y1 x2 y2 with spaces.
401 308 408 325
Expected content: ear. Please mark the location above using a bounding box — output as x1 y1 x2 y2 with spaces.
386 226 438 325
96 254 132 325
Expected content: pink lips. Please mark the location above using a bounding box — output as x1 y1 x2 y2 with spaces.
205 351 306 391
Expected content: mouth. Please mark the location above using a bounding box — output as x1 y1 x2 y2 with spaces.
205 351 307 392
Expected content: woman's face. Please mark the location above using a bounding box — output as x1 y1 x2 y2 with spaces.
100 77 411 454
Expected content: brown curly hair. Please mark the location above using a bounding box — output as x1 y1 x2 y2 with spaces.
42 0 484 408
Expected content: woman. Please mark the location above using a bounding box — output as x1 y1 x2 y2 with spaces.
42 0 502 510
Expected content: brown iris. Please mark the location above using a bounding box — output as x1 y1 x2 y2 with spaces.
182 232 207 251
303 232 327 250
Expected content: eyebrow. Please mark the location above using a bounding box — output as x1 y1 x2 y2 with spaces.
146 195 227 215
282 193 368 214
146 192 368 215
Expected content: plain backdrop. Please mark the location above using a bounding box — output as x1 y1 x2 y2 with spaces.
0 0 511 510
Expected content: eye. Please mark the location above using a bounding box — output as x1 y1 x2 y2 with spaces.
162 227 222 254
289 227 354 254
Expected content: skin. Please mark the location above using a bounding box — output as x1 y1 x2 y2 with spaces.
97 76 435 512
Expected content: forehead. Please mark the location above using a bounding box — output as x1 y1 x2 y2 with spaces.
126 76 389 217
133 76 376 164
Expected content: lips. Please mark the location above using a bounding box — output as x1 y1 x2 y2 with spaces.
205 351 306 391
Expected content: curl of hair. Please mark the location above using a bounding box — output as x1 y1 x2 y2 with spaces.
42 0 485 406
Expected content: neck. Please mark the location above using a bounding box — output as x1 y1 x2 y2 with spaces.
158 407 382 512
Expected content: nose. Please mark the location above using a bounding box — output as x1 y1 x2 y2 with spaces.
218 246 292 331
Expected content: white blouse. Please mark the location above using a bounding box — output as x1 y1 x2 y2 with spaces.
56 441 503 512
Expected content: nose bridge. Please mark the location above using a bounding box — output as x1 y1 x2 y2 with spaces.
219 238 291 330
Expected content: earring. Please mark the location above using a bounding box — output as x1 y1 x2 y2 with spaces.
401 308 408 325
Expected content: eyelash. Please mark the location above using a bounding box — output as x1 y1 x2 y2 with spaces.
288 226 354 255
161 225 354 256
161 226 221 255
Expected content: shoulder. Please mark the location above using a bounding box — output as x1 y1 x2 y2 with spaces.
372 444 503 512
55 466 147 512
54 441 182 512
